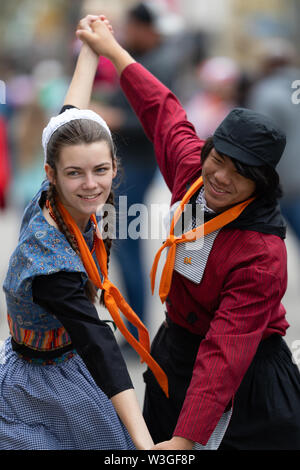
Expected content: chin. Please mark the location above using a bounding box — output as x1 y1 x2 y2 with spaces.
205 196 227 213
95 203 105 215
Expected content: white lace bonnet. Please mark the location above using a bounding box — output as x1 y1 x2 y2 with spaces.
42 108 111 163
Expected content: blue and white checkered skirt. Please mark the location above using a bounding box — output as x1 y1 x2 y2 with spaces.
0 338 135 450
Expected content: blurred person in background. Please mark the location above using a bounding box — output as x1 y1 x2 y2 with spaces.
9 102 47 210
0 114 10 210
185 56 241 140
247 38 300 248
6 59 69 211
89 1 187 339
0 57 15 211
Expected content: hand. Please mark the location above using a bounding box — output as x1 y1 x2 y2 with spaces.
151 436 194 451
77 14 114 34
76 15 120 59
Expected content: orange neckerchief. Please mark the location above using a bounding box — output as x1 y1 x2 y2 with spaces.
150 176 255 304
55 199 169 398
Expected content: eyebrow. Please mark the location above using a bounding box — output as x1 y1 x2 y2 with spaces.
212 150 225 159
63 163 111 170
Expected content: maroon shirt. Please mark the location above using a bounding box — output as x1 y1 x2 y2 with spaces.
120 63 289 444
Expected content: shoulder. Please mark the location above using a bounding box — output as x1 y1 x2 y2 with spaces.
19 179 49 238
4 210 86 295
216 229 286 277
42 204 59 230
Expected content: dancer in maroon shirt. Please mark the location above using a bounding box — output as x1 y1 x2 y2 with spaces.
77 16 300 450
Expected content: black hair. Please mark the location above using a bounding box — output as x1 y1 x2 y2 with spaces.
127 3 154 25
201 136 283 203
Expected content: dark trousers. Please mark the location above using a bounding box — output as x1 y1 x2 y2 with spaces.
143 320 300 450
219 334 300 450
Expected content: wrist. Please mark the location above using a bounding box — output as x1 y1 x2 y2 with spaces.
107 46 136 76
172 436 194 450
79 42 99 64
134 436 154 450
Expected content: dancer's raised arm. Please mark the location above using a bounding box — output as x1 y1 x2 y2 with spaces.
77 16 202 196
64 15 117 109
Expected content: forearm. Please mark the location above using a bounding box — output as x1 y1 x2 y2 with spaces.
111 389 154 450
120 63 203 192
63 43 99 109
106 45 136 77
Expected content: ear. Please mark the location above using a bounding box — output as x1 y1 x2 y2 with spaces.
44 163 56 185
112 159 117 180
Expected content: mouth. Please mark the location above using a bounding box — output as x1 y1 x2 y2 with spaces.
208 180 230 195
78 193 102 201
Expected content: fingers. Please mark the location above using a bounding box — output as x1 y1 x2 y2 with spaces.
75 29 95 43
77 14 114 34
82 18 114 39
102 19 114 34
91 16 114 34
77 14 99 32
76 13 116 56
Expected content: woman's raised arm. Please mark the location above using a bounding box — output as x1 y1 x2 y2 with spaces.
64 16 116 109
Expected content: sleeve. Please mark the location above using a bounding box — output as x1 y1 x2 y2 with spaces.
32 271 133 398
120 63 204 193
59 104 78 114
173 266 282 445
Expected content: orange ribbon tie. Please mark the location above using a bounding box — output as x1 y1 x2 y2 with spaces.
56 201 169 398
150 176 255 303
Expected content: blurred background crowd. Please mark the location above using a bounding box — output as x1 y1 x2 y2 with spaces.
0 0 300 360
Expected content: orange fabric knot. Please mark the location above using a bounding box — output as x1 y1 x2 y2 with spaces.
150 176 255 304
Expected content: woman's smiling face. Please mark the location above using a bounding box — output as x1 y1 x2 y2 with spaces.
202 148 256 213
45 141 117 230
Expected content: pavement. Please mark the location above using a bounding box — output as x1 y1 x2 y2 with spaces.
0 173 299 408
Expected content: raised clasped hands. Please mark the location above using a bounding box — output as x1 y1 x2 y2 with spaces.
76 14 135 75
77 14 114 34
76 14 120 59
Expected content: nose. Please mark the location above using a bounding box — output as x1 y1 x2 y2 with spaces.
214 167 231 187
82 173 98 190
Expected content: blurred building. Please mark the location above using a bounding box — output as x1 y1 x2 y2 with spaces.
0 0 298 209
224 0 299 68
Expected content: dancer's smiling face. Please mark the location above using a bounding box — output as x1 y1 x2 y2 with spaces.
202 148 256 213
45 140 116 230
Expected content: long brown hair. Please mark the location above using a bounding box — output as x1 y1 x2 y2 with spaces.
46 118 117 305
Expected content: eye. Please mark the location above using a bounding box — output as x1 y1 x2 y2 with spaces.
213 155 223 164
95 166 109 173
67 170 80 176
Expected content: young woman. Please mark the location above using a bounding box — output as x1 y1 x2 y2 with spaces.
0 16 161 450
77 16 300 450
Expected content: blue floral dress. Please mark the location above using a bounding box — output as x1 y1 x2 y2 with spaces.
0 180 135 450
